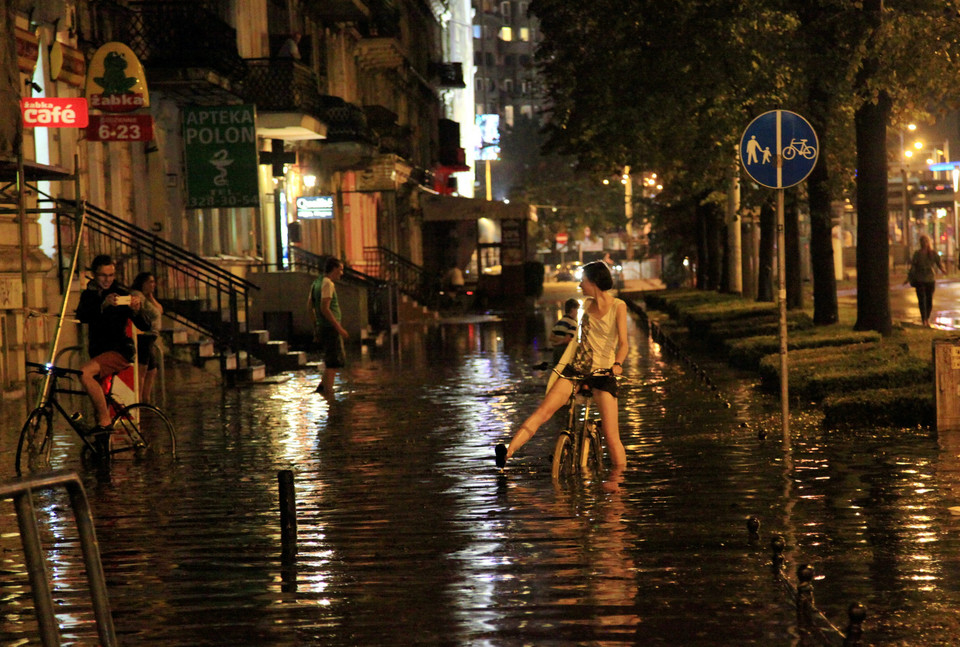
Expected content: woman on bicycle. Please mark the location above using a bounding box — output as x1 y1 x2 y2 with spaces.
496 260 628 470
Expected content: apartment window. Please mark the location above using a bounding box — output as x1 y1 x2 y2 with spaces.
518 2 527 18
505 54 516 66
476 77 484 92
488 78 496 92
485 52 495 66
500 1 511 20
503 79 514 93
473 25 481 39
500 26 512 41
520 105 533 119
519 55 531 67
474 51 483 66
520 80 529 94
519 27 529 41
505 105 515 127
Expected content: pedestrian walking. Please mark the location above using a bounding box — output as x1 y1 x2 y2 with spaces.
907 234 945 327
308 257 349 398
76 255 150 433
550 298 580 366
496 261 628 472
130 271 163 403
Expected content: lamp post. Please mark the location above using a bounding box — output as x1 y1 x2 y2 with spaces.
953 165 959 273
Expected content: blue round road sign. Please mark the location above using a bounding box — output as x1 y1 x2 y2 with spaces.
740 110 818 189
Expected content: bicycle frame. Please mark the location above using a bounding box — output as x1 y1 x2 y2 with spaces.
30 366 105 454
551 369 610 479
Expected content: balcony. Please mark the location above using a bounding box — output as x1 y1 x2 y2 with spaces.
304 0 371 22
317 96 378 170
89 1 247 104
431 62 465 89
242 59 327 140
365 105 413 160
358 37 405 69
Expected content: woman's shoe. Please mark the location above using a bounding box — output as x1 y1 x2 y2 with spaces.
495 443 507 468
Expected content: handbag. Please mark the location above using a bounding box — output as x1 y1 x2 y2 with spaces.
907 264 919 288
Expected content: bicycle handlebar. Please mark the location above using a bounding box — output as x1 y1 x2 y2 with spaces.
26 361 83 377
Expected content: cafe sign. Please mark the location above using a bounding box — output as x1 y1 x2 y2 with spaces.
21 98 89 128
85 42 150 113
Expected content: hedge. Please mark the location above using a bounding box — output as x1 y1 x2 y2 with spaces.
726 328 881 369
709 312 815 343
822 385 935 429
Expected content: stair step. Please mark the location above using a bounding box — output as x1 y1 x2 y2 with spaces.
242 329 270 345
226 363 267 384
263 339 289 356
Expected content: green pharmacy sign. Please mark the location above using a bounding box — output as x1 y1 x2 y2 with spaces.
183 105 260 209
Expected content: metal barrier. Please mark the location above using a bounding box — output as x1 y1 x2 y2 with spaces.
748 517 866 646
0 471 116 646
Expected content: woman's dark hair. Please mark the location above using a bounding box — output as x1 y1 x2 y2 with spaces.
324 257 343 275
132 271 154 292
581 260 613 290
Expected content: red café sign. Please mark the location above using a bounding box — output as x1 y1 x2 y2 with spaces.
21 97 89 128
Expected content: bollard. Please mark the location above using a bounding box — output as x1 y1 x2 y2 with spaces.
843 602 866 647
278 470 297 557
771 534 786 572
747 516 761 546
796 564 816 639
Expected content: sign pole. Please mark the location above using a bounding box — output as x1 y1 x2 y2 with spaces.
777 188 790 443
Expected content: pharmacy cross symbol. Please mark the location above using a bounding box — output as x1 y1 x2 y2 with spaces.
740 110 819 189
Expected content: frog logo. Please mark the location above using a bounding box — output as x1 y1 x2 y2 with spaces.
94 52 138 96
86 42 150 113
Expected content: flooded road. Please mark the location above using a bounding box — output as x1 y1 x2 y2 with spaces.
3 302 960 645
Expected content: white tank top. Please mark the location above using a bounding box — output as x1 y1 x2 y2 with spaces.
579 297 622 370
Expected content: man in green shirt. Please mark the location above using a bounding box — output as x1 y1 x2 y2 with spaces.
307 257 349 397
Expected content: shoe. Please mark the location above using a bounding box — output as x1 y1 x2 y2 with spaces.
314 381 324 394
91 425 112 457
495 443 507 468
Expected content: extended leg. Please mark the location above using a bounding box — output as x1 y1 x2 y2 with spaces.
504 378 574 460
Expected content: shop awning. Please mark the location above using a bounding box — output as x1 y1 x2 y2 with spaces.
421 195 531 222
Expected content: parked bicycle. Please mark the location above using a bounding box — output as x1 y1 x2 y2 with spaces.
16 361 177 475
551 368 619 480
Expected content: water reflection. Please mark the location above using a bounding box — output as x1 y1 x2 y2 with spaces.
4 309 960 643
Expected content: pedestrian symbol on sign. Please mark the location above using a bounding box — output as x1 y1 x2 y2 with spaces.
744 135 772 166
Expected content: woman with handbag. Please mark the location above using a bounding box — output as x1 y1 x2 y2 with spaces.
495 260 628 472
907 234 944 327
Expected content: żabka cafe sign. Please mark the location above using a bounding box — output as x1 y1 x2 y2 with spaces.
183 105 260 209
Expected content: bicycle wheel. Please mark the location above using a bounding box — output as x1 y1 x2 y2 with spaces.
111 403 177 462
552 432 576 480
782 146 796 161
581 424 604 478
16 408 54 475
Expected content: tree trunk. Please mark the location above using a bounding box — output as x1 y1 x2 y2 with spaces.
785 191 803 310
853 91 892 335
757 200 775 302
807 149 839 324
742 211 757 300
696 201 707 289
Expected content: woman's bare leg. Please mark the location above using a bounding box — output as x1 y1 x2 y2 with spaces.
594 390 626 468
505 378 574 459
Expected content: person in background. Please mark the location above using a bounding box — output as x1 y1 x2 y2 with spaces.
308 257 349 398
907 234 945 327
550 298 580 366
76 255 150 437
278 32 302 60
130 271 163 403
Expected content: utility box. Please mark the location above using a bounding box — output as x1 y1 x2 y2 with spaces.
934 339 960 432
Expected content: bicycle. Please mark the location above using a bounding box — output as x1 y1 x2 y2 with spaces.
16 361 177 475
781 138 816 160
551 368 618 480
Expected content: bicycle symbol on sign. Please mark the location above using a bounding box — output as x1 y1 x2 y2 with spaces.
781 138 817 161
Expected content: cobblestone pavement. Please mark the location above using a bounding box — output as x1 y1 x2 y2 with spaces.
2 299 960 645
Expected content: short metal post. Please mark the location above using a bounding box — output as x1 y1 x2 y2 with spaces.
843 602 866 646
278 470 297 557
771 534 786 572
13 491 60 647
796 564 816 640
746 516 760 545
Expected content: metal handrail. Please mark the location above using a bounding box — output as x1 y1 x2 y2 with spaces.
49 196 259 371
0 471 116 646
362 245 438 308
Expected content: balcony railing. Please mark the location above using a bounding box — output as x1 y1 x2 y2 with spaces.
321 96 378 145
123 1 246 82
242 59 323 119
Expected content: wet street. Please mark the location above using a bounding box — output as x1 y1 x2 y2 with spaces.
3 297 960 645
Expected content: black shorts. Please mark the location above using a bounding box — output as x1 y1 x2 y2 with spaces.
316 327 346 369
560 365 619 398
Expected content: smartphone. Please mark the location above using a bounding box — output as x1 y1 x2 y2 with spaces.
115 295 132 306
